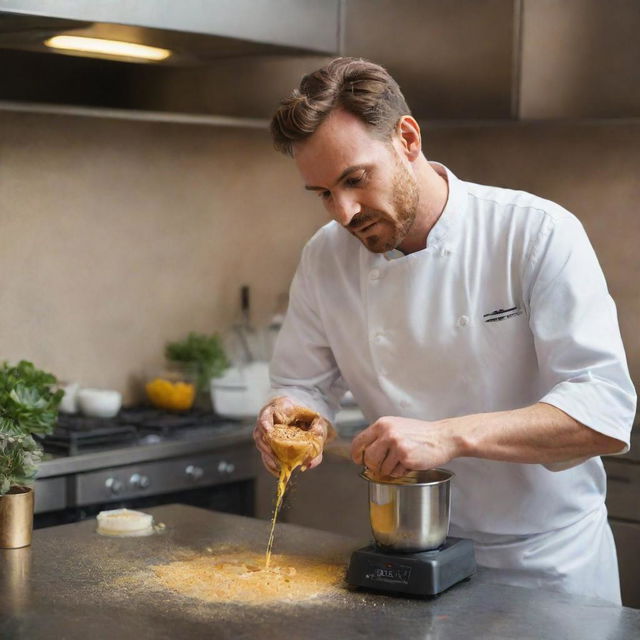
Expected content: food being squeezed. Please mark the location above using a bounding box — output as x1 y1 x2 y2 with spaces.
263 405 330 567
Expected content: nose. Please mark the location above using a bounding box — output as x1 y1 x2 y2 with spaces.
330 193 361 227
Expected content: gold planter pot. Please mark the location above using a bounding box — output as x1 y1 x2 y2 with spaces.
0 486 34 549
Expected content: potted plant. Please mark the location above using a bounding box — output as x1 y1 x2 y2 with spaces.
164 332 229 409
0 360 62 548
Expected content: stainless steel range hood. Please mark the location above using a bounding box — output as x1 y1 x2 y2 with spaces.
0 0 339 121
0 0 340 63
2 0 636 123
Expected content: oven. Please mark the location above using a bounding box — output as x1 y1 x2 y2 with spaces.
33 408 258 529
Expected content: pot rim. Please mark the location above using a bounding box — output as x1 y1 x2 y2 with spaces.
1 486 33 497
360 467 454 487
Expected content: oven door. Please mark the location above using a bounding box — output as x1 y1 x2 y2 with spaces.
34 447 257 528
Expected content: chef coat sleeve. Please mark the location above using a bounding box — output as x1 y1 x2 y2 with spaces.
525 209 636 471
268 246 347 423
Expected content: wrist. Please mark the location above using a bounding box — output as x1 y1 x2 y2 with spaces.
443 415 477 459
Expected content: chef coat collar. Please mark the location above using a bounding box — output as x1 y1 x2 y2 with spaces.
381 162 466 261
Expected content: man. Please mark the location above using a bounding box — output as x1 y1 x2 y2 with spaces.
253 58 636 603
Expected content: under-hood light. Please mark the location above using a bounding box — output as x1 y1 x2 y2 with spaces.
44 35 171 62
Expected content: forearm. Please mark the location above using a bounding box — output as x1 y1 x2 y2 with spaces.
450 402 624 465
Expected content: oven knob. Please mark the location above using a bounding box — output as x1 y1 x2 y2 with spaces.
105 477 123 495
217 461 236 475
185 464 204 481
129 473 150 489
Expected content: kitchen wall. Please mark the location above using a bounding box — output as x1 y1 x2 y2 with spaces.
0 111 327 400
1 111 638 406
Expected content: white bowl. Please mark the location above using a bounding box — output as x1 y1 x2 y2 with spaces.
77 388 122 418
210 361 271 419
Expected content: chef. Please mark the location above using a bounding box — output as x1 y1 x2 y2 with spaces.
252 57 636 604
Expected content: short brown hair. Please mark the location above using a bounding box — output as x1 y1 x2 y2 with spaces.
270 57 411 156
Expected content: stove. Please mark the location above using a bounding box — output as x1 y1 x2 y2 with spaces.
346 538 476 596
41 407 237 454
34 407 257 528
44 415 138 454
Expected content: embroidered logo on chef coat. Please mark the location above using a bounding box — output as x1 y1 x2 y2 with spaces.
483 306 523 323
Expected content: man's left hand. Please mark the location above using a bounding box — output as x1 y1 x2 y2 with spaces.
351 416 462 477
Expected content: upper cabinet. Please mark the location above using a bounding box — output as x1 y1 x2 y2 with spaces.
342 0 640 121
519 0 640 119
343 0 517 120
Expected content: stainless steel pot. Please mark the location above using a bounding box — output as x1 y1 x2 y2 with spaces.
361 468 454 553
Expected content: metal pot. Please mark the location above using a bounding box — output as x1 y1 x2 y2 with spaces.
361 468 454 553
0 486 34 549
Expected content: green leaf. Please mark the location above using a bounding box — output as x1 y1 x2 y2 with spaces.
165 332 229 394
0 360 60 493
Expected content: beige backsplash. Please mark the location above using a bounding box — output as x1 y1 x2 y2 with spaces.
1 111 638 407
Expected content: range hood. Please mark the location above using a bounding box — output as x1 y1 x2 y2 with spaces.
0 0 340 63
2 0 637 123
0 0 339 121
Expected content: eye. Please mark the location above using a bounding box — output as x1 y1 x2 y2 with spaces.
345 171 366 187
318 190 331 200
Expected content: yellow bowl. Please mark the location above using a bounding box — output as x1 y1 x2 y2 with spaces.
145 377 196 411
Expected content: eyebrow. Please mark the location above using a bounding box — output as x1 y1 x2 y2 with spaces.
304 165 367 192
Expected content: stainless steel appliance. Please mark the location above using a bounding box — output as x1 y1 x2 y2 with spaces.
346 468 475 597
604 430 640 608
34 408 257 528
362 468 453 552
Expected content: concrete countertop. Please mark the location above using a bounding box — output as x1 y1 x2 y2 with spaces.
1 504 638 639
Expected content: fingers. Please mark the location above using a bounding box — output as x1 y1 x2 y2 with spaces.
351 424 379 465
379 448 401 477
389 463 407 478
261 452 280 477
309 415 334 443
253 408 272 454
272 396 296 425
362 438 392 475
302 452 323 472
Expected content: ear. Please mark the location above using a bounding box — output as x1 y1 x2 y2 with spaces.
395 116 421 162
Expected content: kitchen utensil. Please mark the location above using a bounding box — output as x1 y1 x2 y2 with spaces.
363 468 453 552
346 467 476 596
76 388 122 418
231 285 255 363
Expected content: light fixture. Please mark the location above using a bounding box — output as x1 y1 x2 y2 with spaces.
44 35 171 62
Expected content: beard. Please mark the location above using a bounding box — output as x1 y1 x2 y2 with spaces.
349 157 419 253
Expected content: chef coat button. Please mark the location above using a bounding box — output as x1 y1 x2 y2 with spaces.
370 268 381 281
439 247 447 257
457 315 470 327
373 332 384 344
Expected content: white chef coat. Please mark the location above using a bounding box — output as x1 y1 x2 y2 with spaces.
269 163 636 604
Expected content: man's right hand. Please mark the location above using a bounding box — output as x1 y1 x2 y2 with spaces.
253 396 299 477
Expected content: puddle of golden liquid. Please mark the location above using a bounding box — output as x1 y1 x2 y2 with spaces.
150 550 344 604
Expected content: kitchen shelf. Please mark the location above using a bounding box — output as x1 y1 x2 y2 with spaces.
1 100 638 131
0 100 270 129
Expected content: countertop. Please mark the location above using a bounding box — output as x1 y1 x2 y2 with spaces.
1 504 639 639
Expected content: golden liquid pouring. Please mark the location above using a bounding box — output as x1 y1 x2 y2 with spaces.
264 413 323 568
